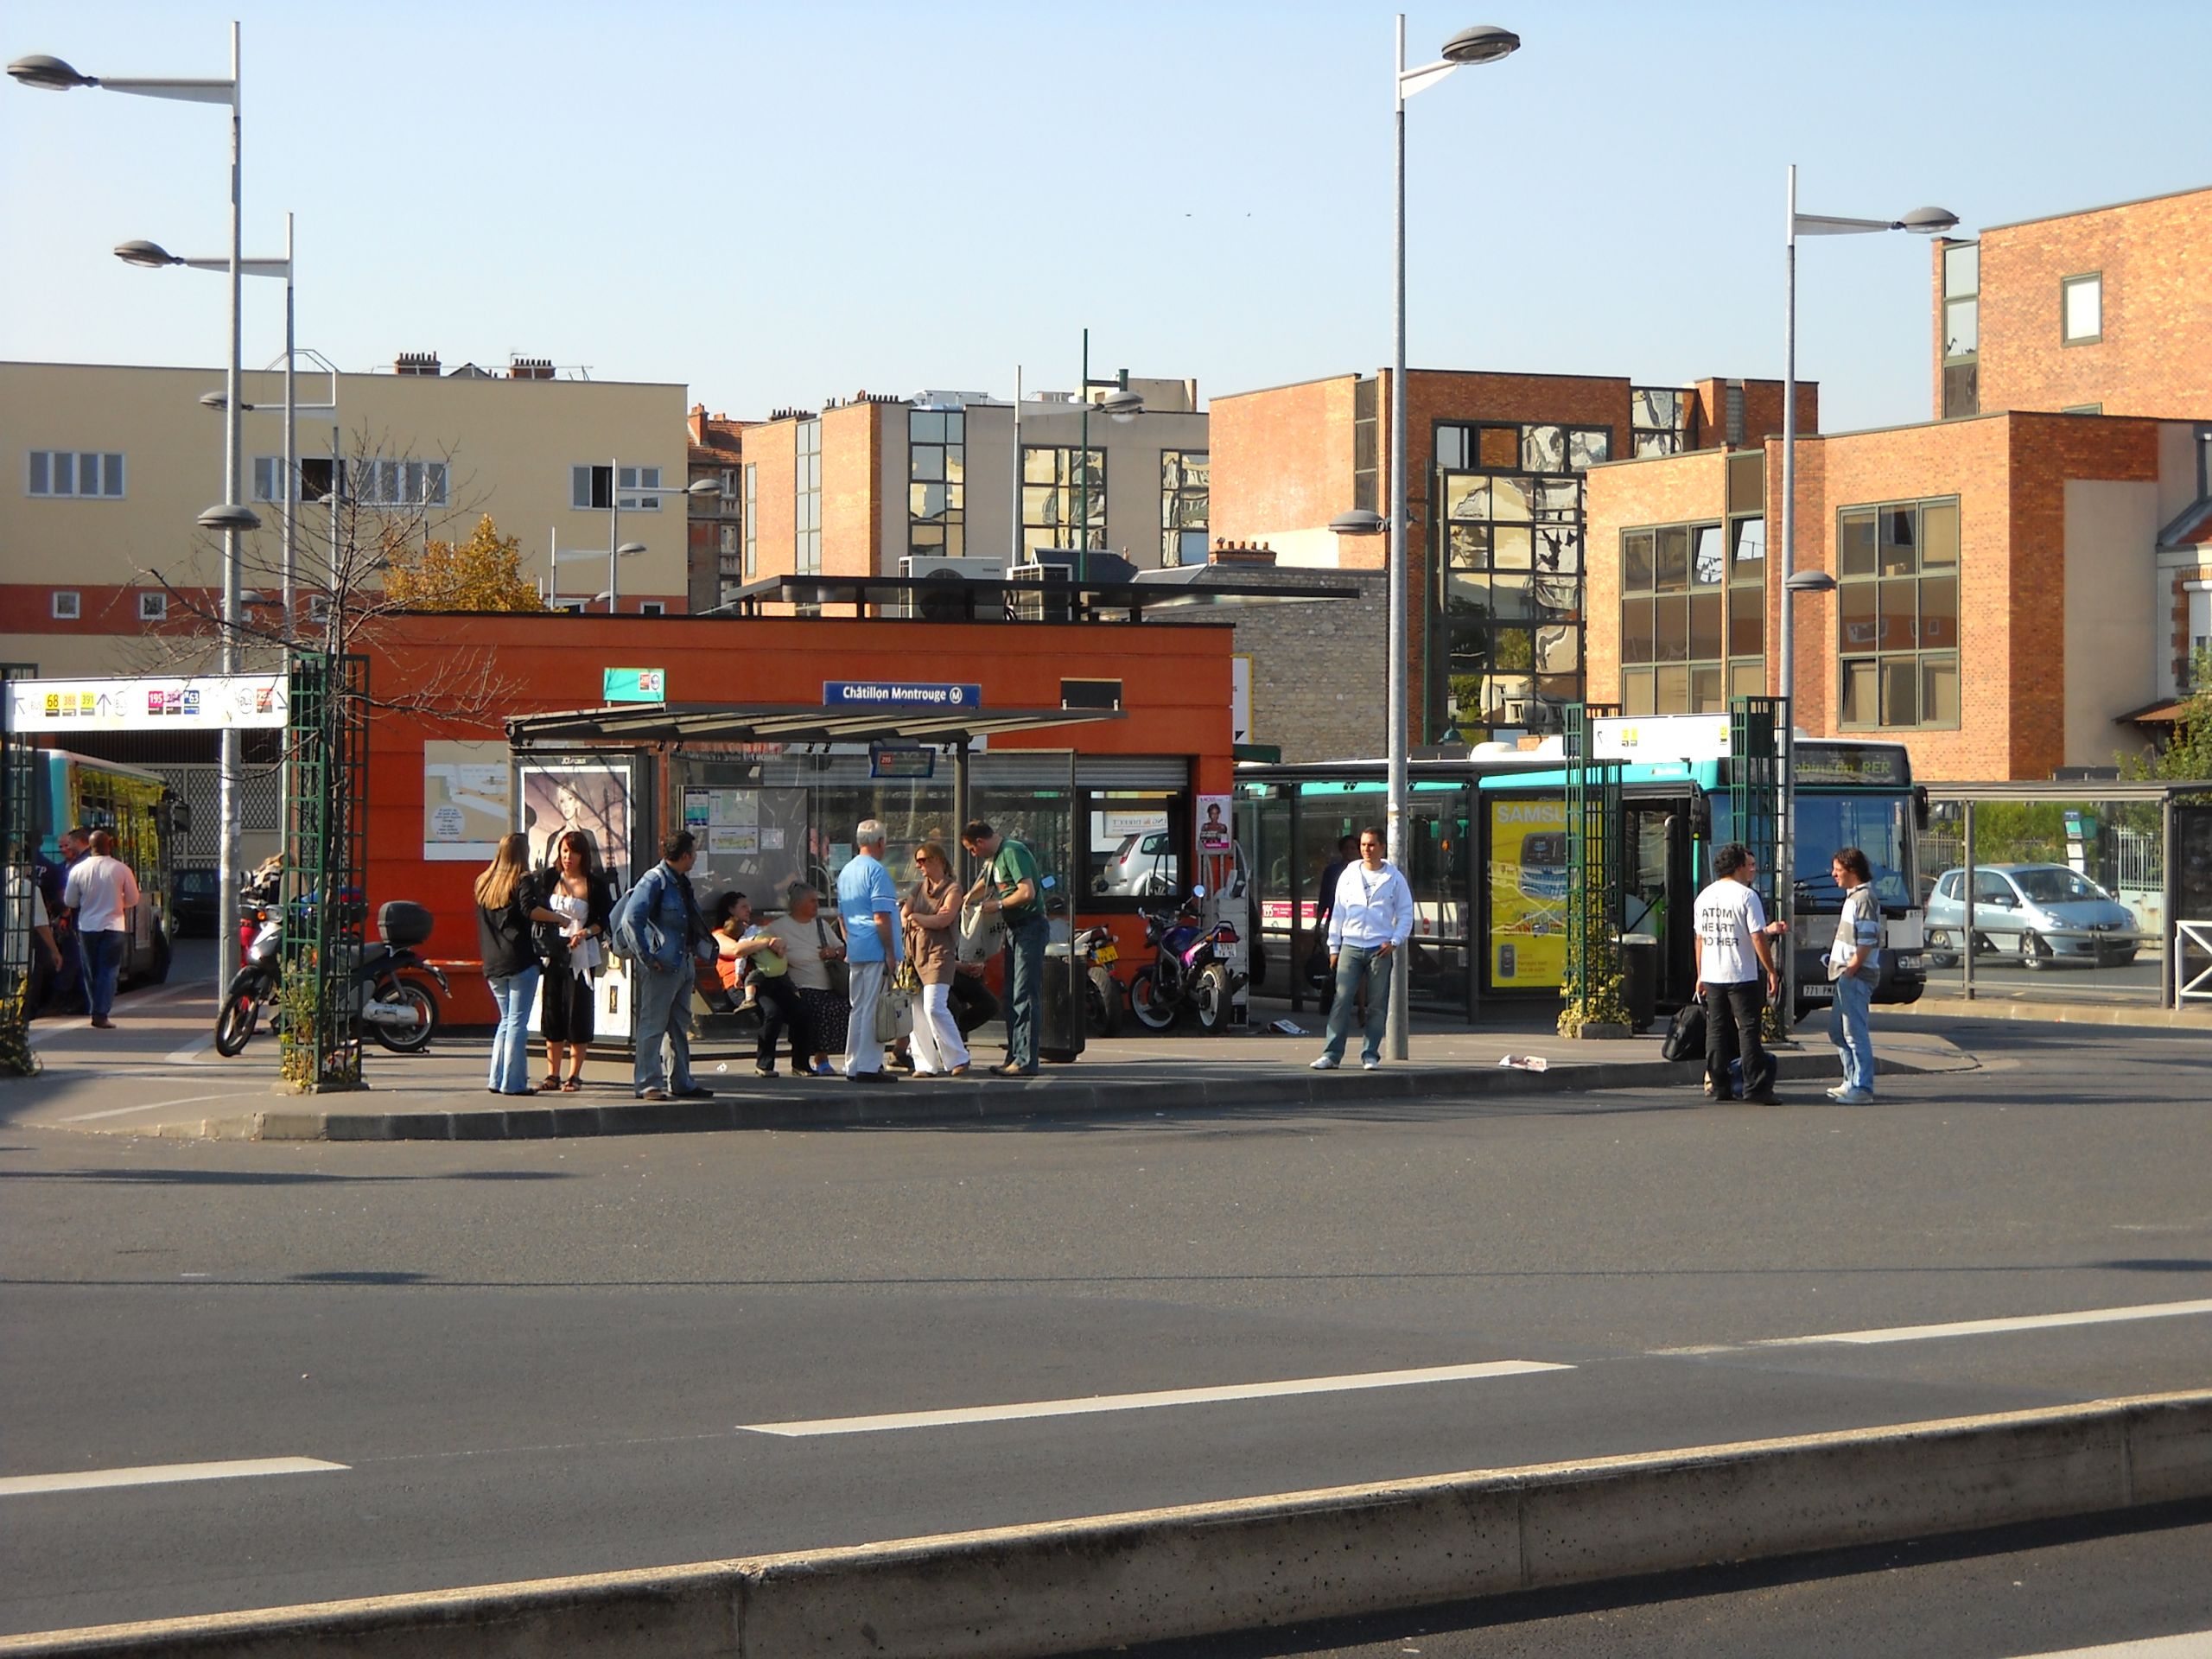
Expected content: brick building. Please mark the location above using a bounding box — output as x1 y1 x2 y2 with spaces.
1208 368 1810 747
685 406 751 613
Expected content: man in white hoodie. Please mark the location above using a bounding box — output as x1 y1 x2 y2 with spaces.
1312 827 1414 1071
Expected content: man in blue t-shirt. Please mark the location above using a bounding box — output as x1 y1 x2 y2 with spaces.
835 819 904 1081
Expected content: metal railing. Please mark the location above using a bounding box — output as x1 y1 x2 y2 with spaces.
2179 922 2212 1007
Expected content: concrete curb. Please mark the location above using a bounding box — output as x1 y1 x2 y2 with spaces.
156 1047 1938 1142
1886 995 2212 1031
7 1389 2207 1658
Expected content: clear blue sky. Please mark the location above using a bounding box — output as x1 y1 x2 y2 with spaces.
3 1 2205 434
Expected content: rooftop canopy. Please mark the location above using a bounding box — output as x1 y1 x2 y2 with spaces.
707 567 1357 623
506 702 1122 750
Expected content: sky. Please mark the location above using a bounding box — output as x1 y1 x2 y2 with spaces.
3 1 2207 435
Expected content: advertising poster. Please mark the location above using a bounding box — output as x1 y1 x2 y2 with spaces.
423 741 512 861
1488 796 1568 989
1195 793 1235 896
520 762 634 883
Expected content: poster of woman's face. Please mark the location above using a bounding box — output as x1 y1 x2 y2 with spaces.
520 763 632 885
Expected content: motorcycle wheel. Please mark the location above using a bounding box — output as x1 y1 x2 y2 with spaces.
1192 963 1232 1035
214 988 263 1057
367 977 440 1054
1088 969 1123 1039
1128 968 1178 1032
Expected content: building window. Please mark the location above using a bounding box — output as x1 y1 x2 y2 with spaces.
2062 272 2102 345
308 593 332 625
1630 389 1688 458
639 601 665 616
908 408 965 560
794 421 822 575
27 450 125 499
721 467 738 499
138 591 168 622
1942 242 1980 418
1352 378 1378 513
1726 450 1765 514
742 462 758 578
719 523 738 556
1161 450 1209 566
1020 445 1106 558
2062 404 2103 416
51 590 81 620
1436 423 1609 474
1618 517 1766 717
570 463 665 512
1836 497 1961 730
353 459 448 507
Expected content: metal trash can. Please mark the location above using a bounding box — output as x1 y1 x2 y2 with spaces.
1039 942 1086 1064
1613 932 1659 1033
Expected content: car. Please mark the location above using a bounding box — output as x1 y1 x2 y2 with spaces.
170 866 222 938
1922 862 2138 969
1094 833 1251 899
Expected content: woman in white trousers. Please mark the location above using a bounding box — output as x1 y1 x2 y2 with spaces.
901 842 971 1076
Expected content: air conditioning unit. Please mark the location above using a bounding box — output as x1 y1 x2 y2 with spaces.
1007 556 1077 623
898 555 1005 620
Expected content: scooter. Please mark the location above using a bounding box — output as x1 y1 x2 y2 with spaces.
1072 923 1123 1038
214 874 448 1058
1127 885 1244 1036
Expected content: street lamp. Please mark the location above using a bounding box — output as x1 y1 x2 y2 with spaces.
1380 15 1518 1058
1073 332 1145 585
14 26 252 987
578 467 716 612
1777 167 1956 1027
550 539 648 608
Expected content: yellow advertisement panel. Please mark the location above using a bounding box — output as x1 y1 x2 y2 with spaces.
1489 796 1568 988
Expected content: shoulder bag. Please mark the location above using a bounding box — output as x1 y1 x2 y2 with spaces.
816 916 851 998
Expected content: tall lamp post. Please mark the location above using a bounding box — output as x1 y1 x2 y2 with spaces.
12 27 255 986
1381 16 1519 1058
590 466 718 612
1778 168 1955 1024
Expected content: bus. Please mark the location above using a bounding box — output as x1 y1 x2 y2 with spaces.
1237 724 1926 1023
28 748 181 997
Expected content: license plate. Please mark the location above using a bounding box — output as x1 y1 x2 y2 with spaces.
1896 954 1924 973
1094 945 1119 965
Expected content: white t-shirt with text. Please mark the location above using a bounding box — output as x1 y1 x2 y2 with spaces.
1694 877 1767 985
63 855 141 935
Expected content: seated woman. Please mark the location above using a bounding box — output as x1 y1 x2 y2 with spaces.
762 884 847 1077
709 891 810 1077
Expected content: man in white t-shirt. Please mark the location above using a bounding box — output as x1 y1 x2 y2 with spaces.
61 830 142 1029
1693 841 1786 1104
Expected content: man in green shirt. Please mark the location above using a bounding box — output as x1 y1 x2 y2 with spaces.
962 819 1046 1076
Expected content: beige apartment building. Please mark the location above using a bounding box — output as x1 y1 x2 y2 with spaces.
1 356 692 680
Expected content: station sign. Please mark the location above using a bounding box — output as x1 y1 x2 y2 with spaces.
3 674 287 733
869 743 937 779
602 667 666 703
823 680 982 709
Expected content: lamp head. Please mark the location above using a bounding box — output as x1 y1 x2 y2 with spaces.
1783 569 1839 594
114 238 181 269
1329 509 1388 537
198 391 256 412
1099 386 1144 424
615 541 648 557
684 477 721 496
1898 206 1961 235
196 503 263 533
7 54 95 90
1440 24 1520 64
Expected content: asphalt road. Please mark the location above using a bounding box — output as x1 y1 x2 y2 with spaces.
3 1017 2209 1638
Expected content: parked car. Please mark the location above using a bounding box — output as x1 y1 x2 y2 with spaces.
1095 834 1251 899
1923 863 2138 969
170 867 221 938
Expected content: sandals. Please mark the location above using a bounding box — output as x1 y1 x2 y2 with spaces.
540 1075 562 1091
560 1077 582 1093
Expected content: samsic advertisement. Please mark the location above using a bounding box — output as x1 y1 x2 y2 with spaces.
1488 797 1568 989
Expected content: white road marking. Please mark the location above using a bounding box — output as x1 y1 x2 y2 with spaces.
741 1359 1573 1438
60 1091 242 1123
1753 1297 2212 1348
26 1019 89 1048
2000 1634 2212 1658
0 1457 346 1497
162 1033 218 1065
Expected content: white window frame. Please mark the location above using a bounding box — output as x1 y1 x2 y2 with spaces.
137 591 168 622
618 464 663 512
639 601 666 616
51 590 81 620
27 449 125 499
307 593 333 625
354 457 449 509
2062 272 2102 346
743 462 758 578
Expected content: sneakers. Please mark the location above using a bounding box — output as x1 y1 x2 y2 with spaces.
1309 1055 1339 1071
1827 1085 1875 1104
1362 1058 1382 1070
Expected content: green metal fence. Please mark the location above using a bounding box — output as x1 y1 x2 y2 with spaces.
279 652 369 1092
1563 702 1624 1027
0 664 40 1077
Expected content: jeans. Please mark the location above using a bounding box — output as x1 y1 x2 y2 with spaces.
1829 970 1874 1096
631 962 696 1096
486 965 541 1092
843 960 887 1075
753 975 808 1072
910 980 970 1074
80 929 127 1021
1004 913 1049 1071
1705 979 1770 1098
1320 944 1394 1065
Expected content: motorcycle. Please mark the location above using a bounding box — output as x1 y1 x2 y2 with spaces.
215 872 448 1058
1073 923 1123 1038
1127 885 1244 1036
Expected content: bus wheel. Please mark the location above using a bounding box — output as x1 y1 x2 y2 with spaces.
146 932 173 986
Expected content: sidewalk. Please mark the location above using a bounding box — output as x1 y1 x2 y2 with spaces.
4 965 1974 1143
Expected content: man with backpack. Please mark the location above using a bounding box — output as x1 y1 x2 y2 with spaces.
611 830 716 1103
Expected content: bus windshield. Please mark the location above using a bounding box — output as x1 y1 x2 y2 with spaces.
1716 791 1914 911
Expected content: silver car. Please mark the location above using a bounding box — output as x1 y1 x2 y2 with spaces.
1923 863 2138 969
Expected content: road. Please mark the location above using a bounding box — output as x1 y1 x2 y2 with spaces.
3 1014 2209 1638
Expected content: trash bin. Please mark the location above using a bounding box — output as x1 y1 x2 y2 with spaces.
1038 942 1086 1064
1613 932 1658 1033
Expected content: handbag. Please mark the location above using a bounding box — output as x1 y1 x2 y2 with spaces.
1661 998 1707 1063
874 985 912 1045
957 898 1006 964
893 956 923 995
1302 938 1332 991
816 917 850 998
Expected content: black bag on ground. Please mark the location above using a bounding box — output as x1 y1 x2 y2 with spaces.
1661 998 1706 1062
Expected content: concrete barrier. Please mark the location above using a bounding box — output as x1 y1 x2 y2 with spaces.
9 1389 2209 1659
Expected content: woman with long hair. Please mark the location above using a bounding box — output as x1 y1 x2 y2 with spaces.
900 842 969 1076
538 828 613 1091
475 832 562 1096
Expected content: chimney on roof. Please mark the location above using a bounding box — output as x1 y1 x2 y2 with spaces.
508 357 555 380
396 352 440 376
